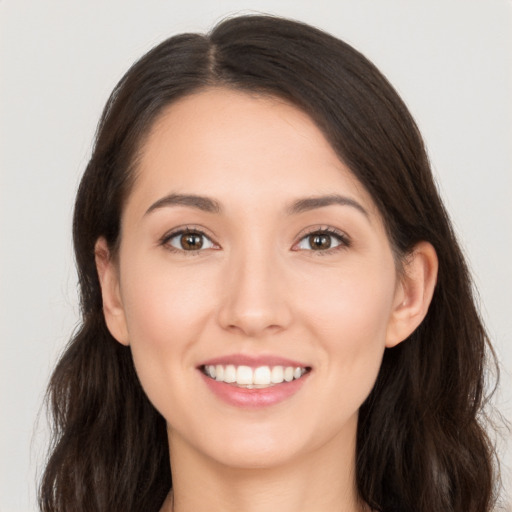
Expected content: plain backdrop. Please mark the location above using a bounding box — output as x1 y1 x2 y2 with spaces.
1 1 511 510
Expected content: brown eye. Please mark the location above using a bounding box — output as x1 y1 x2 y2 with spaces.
181 233 203 250
166 230 216 252
295 229 349 252
308 233 332 250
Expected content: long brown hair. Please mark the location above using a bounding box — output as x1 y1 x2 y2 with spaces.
39 15 499 512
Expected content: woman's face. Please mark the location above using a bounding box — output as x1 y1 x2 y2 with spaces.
100 88 410 470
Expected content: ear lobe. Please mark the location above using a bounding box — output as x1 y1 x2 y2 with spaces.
94 237 129 346
386 241 438 348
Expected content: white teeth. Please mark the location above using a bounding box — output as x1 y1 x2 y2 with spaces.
236 365 253 385
203 364 308 387
253 366 271 385
224 364 236 383
271 366 284 383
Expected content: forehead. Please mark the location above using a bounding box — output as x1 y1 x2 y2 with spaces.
127 87 378 218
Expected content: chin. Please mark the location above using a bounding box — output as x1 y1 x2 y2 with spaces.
171 417 311 471
208 437 305 470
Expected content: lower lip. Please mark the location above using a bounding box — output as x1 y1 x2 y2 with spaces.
200 371 310 408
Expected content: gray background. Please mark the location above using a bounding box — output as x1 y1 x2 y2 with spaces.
1 1 511 510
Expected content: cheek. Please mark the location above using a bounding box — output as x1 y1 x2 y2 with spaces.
121 256 215 344
301 256 396 337
117 256 217 407
298 259 396 388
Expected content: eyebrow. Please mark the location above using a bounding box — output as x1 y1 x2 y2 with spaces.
287 194 369 217
145 193 222 215
144 192 368 218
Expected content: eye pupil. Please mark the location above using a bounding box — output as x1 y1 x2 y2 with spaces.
181 233 203 250
309 233 331 250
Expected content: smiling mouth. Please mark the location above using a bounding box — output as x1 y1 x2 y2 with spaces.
201 364 311 389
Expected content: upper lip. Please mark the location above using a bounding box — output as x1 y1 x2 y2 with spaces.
198 354 310 369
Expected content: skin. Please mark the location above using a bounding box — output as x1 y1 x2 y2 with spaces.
96 88 438 512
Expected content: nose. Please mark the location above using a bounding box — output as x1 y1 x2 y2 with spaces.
216 247 292 338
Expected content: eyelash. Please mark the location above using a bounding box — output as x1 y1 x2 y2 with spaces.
293 226 351 255
159 225 351 256
159 226 218 256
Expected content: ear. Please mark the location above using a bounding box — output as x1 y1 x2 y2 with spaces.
94 237 129 346
386 241 438 348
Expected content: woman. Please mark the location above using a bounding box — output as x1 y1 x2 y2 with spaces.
39 14 498 512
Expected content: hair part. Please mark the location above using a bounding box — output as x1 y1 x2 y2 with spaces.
40 14 499 512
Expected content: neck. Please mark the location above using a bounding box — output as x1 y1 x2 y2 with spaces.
164 421 366 512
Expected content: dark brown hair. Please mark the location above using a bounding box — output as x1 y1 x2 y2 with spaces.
39 14 499 512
